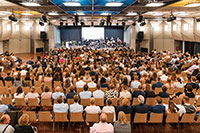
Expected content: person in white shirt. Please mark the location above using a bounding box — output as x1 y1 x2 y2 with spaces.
93 84 104 98
25 87 40 103
85 98 101 114
130 76 141 89
14 87 24 99
88 77 97 88
20 67 27 76
79 84 92 99
119 85 131 99
52 86 65 99
160 71 168 81
102 99 115 121
76 76 86 88
53 96 68 113
70 95 83 113
0 114 15 133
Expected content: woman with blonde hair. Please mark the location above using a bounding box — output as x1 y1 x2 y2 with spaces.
14 114 37 133
114 111 131 133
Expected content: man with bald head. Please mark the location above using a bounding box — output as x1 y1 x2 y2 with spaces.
90 113 114 133
0 114 15 133
52 86 65 99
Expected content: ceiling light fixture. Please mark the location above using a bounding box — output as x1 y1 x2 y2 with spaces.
167 14 176 22
8 12 17 22
185 1 200 7
0 11 11 16
138 15 143 23
140 20 146 26
105 0 123 7
126 12 137 16
21 2 41 7
21 12 32 15
75 12 85 16
146 2 165 7
64 1 81 6
48 12 59 16
101 12 109 16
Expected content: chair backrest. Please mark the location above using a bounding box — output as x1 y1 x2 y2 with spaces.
189 98 195 105
171 98 181 104
106 113 114 123
119 98 131 106
95 98 104 106
15 98 26 106
41 98 52 107
196 98 200 106
28 98 39 106
80 99 90 106
5 81 12 87
111 98 118 106
167 88 174 95
38 111 52 122
34 87 42 95
0 80 4 86
161 98 169 104
22 87 30 94
67 99 74 105
54 81 62 88
23 111 37 123
100 88 107 93
0 112 2 117
175 88 184 93
0 87 9 95
179 113 195 123
134 113 147 123
132 98 140 106
77 88 83 94
149 113 163 123
34 80 42 87
125 113 131 122
154 88 162 95
166 113 179 123
44 81 52 89
54 112 68 122
11 87 17 95
70 112 84 122
146 98 156 106
2 97 12 105
86 113 99 123
88 87 96 93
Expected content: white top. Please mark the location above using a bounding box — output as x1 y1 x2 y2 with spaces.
25 92 39 102
93 90 104 98
102 106 116 121
130 80 141 88
119 91 131 99
174 82 184 88
85 105 101 113
79 91 92 99
88 82 97 88
160 74 168 81
52 92 65 99
20 70 27 76
0 124 15 133
53 103 69 113
70 103 83 113
76 80 86 88
14 92 24 99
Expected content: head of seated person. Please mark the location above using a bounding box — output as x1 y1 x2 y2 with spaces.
83 84 89 91
44 86 50 93
90 97 96 106
106 99 112 106
156 97 162 105
137 95 145 105
57 96 63 104
186 85 193 93
121 98 129 106
118 111 128 125
162 86 168 93
55 86 61 92
0 114 11 124
100 113 107 123
73 95 79 103
70 85 75 92
30 87 35 93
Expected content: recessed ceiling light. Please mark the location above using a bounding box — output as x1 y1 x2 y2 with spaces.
21 12 32 15
48 12 59 15
101 12 109 16
185 3 200 7
21 2 41 7
151 12 163 16
64 2 81 6
75 12 85 16
175 12 189 16
145 2 165 7
0 11 11 16
126 12 137 16
105 2 123 7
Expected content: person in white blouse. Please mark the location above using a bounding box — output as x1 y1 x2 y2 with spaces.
53 96 68 113
93 84 104 98
102 99 115 121
25 87 40 103
119 85 131 99
85 98 101 114
88 77 97 88
70 95 83 113
14 87 24 99
76 76 86 88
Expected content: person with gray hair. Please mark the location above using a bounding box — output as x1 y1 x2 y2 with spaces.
0 114 15 133
90 113 114 133
132 95 149 121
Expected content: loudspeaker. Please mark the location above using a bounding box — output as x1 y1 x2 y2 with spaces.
137 31 144 41
141 47 148 53
40 31 47 40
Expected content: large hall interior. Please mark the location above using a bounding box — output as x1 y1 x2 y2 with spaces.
0 0 200 133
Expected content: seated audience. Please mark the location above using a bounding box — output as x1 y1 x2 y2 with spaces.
144 84 155 98
76 76 86 88
100 77 108 88
85 98 101 114
117 98 132 118
93 84 104 98
132 86 145 99
179 85 195 98
52 86 65 99
13 73 22 87
79 84 92 99
186 76 199 90
174 78 184 88
90 113 114 133
166 101 178 113
119 85 131 99
53 96 68 113
102 99 116 121
114 111 131 133
130 76 141 89
159 86 170 98
70 95 83 113
105 84 118 99
0 114 14 133
41 86 52 99
88 77 97 88
15 114 37 133
149 97 165 114
66 86 77 99
4 72 14 83
152 77 163 90
25 87 40 102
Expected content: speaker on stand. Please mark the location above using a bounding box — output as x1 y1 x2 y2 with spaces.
136 31 144 52
40 31 48 53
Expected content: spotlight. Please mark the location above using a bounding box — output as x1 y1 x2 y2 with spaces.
197 18 200 22
140 20 146 26
80 21 84 26
42 15 47 23
116 23 119 26
138 15 143 23
8 13 18 22
75 15 79 26
100 20 105 26
60 21 63 26
39 19 44 26
167 14 176 22
107 15 111 26
122 21 125 26
48 22 52 26
65 22 68 26
132 21 136 26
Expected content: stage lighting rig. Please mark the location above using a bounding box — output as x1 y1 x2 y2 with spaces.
167 14 176 22
75 15 79 26
8 13 18 22
39 19 44 26
42 14 48 23
138 15 143 23
140 20 146 26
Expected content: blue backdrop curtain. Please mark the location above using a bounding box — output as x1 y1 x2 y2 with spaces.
104 26 124 41
59 26 82 42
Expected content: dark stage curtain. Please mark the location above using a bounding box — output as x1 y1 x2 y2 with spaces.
104 26 124 41
59 26 82 42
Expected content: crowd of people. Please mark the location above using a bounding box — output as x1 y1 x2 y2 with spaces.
0 47 200 132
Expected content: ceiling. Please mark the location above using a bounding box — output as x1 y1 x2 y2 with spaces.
1 0 200 25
